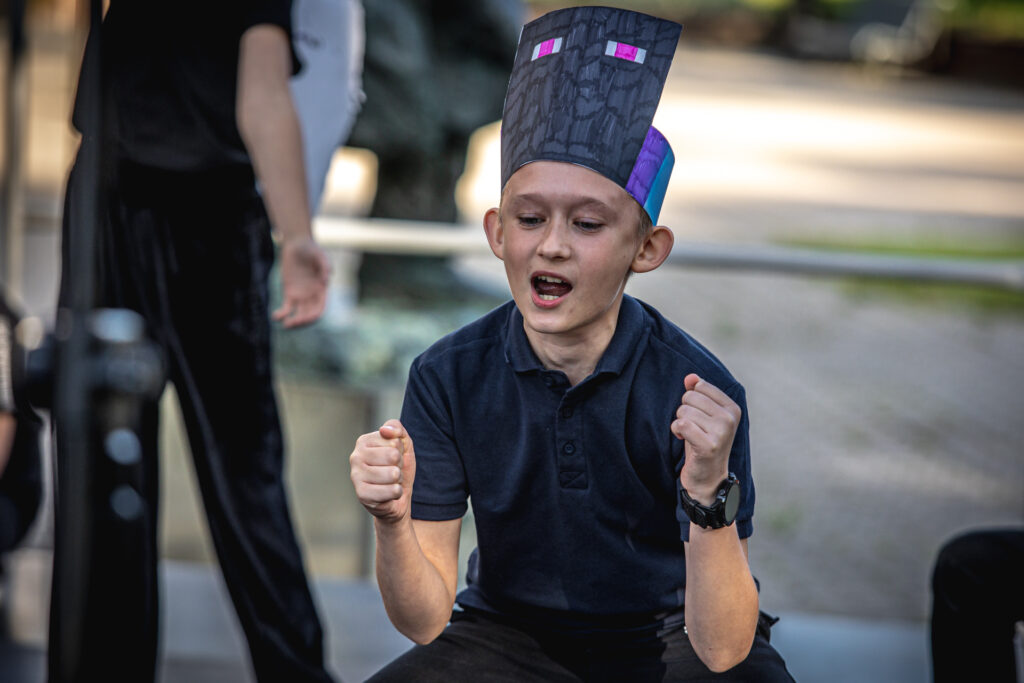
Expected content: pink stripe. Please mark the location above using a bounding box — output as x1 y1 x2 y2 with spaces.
614 43 639 61
537 39 556 58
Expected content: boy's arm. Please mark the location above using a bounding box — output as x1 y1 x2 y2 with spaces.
350 420 461 643
682 530 758 672
673 374 760 673
236 24 331 328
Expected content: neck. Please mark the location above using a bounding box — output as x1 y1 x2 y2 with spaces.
524 315 618 386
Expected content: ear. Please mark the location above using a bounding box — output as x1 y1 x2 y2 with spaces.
631 225 674 274
483 207 505 261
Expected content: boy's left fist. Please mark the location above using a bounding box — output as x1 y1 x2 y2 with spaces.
671 373 741 505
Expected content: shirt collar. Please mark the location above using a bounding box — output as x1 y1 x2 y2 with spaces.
503 295 647 377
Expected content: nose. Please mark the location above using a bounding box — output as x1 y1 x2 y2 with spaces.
536 220 571 260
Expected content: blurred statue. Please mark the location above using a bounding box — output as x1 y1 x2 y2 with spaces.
347 0 524 304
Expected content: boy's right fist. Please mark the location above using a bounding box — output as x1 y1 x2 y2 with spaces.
349 419 416 523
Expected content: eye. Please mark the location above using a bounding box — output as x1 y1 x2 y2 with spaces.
574 219 603 232
518 215 543 227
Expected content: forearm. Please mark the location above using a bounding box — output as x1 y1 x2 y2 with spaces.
683 529 759 672
236 25 313 243
374 517 457 644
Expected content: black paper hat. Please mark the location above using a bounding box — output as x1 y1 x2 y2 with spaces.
500 6 681 224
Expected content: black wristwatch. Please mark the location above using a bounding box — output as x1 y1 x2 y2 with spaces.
679 473 741 529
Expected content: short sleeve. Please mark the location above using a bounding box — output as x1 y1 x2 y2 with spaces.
241 0 302 75
242 0 293 32
675 382 755 542
401 358 470 521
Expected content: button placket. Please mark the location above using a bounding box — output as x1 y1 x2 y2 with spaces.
555 395 586 489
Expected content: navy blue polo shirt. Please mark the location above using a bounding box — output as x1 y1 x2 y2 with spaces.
402 295 754 624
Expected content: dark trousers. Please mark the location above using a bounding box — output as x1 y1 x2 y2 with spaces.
369 608 794 682
931 528 1024 683
53 156 333 682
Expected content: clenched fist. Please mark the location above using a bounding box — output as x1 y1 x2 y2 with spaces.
349 419 416 524
671 373 741 505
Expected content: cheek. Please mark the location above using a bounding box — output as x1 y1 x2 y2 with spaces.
587 247 636 287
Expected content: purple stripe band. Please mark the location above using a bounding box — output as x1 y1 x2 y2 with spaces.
624 126 673 224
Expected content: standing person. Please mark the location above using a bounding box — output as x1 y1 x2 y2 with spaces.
55 2 335 681
349 6 794 681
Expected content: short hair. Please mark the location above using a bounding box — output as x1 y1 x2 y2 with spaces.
635 202 653 240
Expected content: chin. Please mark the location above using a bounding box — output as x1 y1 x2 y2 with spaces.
520 308 571 334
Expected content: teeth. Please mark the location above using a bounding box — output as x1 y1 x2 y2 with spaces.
536 275 565 284
538 294 558 301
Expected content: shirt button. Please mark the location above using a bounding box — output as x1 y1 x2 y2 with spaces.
560 406 573 418
562 442 576 455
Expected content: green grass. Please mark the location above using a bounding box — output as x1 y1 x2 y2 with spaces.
778 236 1024 316
782 236 1024 259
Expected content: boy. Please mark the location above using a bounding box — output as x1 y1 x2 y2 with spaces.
350 6 794 680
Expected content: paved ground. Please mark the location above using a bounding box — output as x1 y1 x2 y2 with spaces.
0 560 930 683
2 27 1023 683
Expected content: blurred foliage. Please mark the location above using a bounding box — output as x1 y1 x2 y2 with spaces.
840 278 1024 317
780 236 1024 316
947 0 1024 40
782 236 1024 259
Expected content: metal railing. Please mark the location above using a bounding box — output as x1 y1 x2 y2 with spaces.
314 215 1024 293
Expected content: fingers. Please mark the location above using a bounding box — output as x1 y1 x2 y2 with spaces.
275 241 331 328
672 375 741 449
274 289 327 328
683 372 700 392
683 374 737 410
378 419 405 439
355 422 407 463
350 436 403 505
350 421 414 513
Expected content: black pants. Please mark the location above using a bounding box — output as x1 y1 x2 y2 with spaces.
369 608 794 682
52 156 333 682
931 528 1024 683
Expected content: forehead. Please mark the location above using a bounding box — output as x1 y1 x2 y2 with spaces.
503 161 635 210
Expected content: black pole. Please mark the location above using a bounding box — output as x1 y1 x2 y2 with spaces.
47 0 104 678
46 1 164 679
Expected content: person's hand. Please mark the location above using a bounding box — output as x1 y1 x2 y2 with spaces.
273 237 331 328
671 374 741 505
350 419 416 524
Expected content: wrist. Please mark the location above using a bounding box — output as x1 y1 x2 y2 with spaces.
278 232 316 247
372 509 412 533
679 470 728 506
678 473 741 530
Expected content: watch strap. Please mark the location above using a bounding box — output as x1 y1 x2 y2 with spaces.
679 472 739 529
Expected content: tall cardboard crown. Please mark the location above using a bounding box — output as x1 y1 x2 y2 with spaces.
500 6 681 223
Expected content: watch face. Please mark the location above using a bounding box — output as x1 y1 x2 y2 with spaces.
724 483 741 523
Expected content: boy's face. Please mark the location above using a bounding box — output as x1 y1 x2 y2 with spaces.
484 161 672 345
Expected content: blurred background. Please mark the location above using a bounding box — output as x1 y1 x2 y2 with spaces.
0 0 1022 681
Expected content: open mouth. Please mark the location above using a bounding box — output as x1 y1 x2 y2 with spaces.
532 274 572 301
